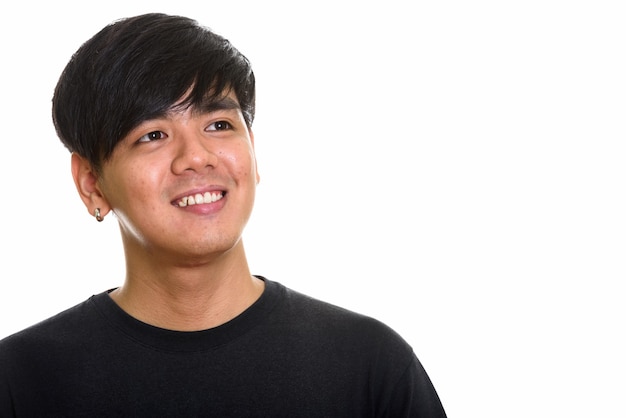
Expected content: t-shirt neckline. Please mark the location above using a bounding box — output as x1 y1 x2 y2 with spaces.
88 276 281 353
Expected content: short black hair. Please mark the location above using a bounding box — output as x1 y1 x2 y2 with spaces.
52 13 256 174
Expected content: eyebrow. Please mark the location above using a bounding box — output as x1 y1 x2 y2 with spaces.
188 96 242 116
126 96 243 139
139 95 243 130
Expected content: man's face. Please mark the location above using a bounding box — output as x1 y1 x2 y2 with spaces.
96 91 259 264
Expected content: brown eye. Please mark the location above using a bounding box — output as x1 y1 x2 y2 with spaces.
207 121 232 131
138 131 166 142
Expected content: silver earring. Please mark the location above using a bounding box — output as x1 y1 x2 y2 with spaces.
94 208 103 222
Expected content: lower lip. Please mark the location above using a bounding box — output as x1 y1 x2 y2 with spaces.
178 196 226 215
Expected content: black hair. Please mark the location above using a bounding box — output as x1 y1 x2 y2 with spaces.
52 13 256 174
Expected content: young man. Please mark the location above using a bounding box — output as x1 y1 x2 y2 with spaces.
0 13 446 417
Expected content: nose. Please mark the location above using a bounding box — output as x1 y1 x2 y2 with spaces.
171 129 219 174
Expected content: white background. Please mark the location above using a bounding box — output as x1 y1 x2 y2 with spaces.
1 1 625 417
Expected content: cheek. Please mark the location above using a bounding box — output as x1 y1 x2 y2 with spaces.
224 144 257 179
125 170 148 195
104 165 156 206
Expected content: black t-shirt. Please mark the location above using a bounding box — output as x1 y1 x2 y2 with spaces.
0 278 446 417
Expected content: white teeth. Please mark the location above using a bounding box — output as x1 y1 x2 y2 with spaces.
177 192 223 207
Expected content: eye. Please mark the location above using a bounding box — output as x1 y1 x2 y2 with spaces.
137 130 167 142
206 120 232 131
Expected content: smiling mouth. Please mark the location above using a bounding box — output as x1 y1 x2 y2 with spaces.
176 191 225 207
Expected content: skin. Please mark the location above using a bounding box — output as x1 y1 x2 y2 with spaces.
72 91 264 331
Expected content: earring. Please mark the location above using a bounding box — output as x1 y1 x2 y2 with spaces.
94 208 103 222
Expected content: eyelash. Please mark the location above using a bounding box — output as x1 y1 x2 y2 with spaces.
137 120 232 143
138 131 166 142
207 120 232 131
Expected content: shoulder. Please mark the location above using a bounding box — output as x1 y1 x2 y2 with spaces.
267 281 447 415
0 293 104 362
282 282 401 329
270 280 415 358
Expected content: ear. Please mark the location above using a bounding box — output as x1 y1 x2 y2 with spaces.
71 153 112 219
249 129 261 185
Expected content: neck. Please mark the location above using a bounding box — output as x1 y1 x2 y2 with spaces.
109 242 264 331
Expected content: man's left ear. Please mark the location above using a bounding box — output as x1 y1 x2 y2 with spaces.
70 153 112 220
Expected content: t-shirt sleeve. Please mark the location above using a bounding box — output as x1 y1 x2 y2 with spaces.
383 353 447 418
0 341 16 417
